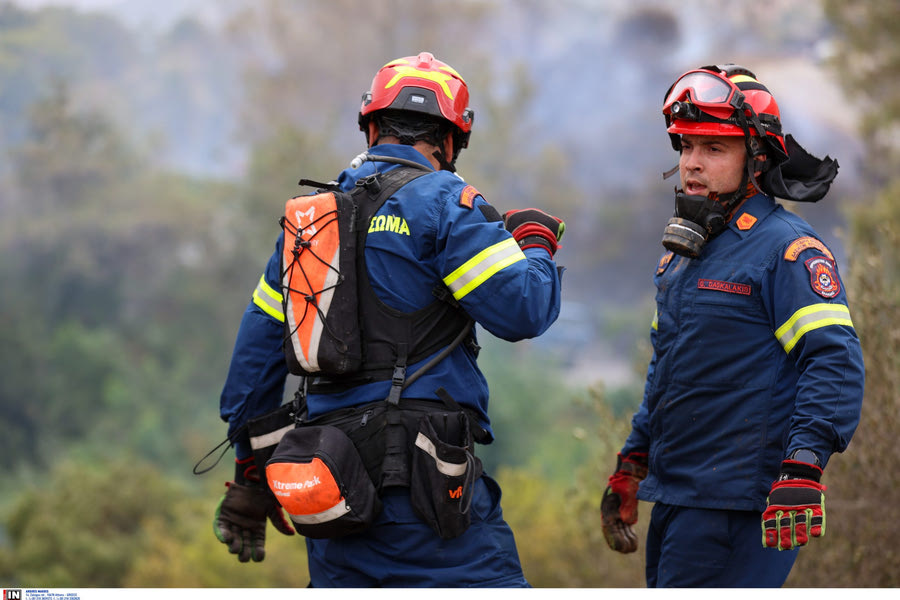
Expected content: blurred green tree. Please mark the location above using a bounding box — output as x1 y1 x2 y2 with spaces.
823 0 900 185
0 80 245 476
2 459 178 587
784 0 900 587
503 386 647 587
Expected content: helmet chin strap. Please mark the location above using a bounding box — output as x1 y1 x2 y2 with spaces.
715 163 753 217
662 154 755 217
662 164 680 180
432 148 456 173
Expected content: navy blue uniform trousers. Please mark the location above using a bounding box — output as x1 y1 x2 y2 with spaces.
647 503 799 587
306 475 529 587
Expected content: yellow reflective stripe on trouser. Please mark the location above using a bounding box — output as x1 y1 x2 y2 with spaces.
443 238 526 301
252 274 284 322
774 303 853 353
651 309 658 331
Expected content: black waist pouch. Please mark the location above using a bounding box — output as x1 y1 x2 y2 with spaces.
265 425 381 539
410 411 482 539
246 403 296 488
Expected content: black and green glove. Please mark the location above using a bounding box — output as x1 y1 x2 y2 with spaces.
214 458 295 562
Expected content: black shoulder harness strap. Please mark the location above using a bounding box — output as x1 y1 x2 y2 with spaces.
309 165 475 404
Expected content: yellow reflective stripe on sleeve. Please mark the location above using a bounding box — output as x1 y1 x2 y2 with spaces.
252 274 285 322
651 309 658 331
443 238 526 301
774 303 853 353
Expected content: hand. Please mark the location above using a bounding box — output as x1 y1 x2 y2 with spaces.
600 452 648 554
214 481 295 562
503 208 565 257
762 459 826 550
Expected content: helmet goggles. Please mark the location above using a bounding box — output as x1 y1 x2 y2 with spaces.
663 70 744 112
663 66 783 150
663 70 746 123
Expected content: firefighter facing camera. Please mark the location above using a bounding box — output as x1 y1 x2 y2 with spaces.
600 64 865 587
659 65 836 258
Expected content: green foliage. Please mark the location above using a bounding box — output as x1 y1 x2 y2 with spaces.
823 0 900 183
0 3 647 587
499 388 647 587
0 78 263 490
475 335 642 484
0 383 644 588
2 459 177 586
0 459 310 588
10 81 141 217
787 181 900 588
779 2 900 587
0 3 140 154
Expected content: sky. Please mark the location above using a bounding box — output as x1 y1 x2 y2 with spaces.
10 0 230 29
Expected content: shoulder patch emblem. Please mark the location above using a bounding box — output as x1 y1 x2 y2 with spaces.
459 185 480 209
736 213 757 231
805 256 841 298
656 251 674 275
784 236 835 262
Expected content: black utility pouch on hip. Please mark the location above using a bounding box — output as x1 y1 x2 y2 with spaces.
246 403 296 487
410 411 482 539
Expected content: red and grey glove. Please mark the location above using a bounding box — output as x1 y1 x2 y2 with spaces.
600 452 648 554
503 208 565 257
213 457 295 562
762 458 826 550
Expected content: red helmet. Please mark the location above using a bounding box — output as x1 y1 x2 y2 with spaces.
662 64 786 156
358 52 473 141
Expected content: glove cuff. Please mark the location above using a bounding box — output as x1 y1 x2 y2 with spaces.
510 223 559 256
779 459 823 483
615 452 649 480
235 456 262 486
517 234 557 256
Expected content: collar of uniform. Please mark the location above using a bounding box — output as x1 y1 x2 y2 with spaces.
727 193 777 238
337 143 434 189
369 143 435 169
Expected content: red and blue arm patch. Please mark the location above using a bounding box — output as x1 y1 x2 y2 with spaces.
784 236 842 299
805 256 841 298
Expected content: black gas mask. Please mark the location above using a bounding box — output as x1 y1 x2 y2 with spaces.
661 191 730 258
660 136 759 259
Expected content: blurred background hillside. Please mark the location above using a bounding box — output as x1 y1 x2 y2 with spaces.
0 0 897 588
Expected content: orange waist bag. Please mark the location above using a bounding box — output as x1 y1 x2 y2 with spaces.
266 425 381 538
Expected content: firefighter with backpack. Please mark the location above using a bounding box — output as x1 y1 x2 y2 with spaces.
213 52 565 587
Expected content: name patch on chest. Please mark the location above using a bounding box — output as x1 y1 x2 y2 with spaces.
697 279 752 295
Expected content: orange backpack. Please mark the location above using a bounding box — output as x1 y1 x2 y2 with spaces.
280 167 428 375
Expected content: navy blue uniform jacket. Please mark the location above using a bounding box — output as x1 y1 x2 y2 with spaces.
220 145 562 459
623 192 864 511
